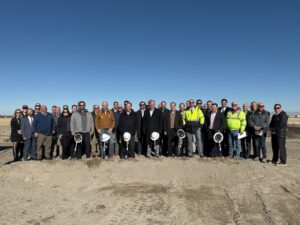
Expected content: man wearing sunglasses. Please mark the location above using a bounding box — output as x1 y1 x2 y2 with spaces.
269 104 288 166
249 102 270 162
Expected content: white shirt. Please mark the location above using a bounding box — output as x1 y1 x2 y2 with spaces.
141 109 145 117
150 109 154 117
209 112 217 129
28 116 33 125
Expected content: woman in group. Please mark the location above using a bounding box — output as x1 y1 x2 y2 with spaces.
10 109 24 161
56 109 72 159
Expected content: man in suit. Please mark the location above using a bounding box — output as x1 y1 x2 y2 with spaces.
160 101 169 156
144 99 163 157
218 98 232 156
91 104 100 157
206 103 225 157
136 101 147 155
164 102 183 157
21 108 36 160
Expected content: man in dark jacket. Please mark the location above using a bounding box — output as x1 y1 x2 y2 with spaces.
57 109 72 160
144 100 163 157
248 102 270 162
269 104 288 166
218 98 232 157
21 108 36 161
111 101 121 156
160 101 169 156
164 102 183 157
32 105 54 160
136 101 146 155
118 102 138 159
91 104 100 157
206 103 225 157
241 103 252 159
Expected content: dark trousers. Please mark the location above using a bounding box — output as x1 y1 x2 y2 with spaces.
250 132 257 157
254 135 267 159
221 130 229 156
61 135 72 160
202 127 209 156
50 134 59 158
207 129 222 157
241 134 252 158
121 138 135 158
167 129 179 156
23 136 36 160
136 134 146 155
161 133 168 156
13 142 24 161
271 133 287 164
74 132 91 159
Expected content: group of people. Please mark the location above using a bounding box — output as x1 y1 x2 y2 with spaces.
10 98 288 166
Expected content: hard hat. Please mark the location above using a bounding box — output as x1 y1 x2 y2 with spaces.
213 132 224 143
123 132 131 142
177 129 186 139
101 133 111 142
74 133 83 143
150 132 160 141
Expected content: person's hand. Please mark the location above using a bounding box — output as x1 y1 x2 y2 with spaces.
97 129 101 134
164 131 167 135
71 132 75 136
52 130 56 134
34 133 39 138
17 130 21 135
109 128 112 133
23 137 27 141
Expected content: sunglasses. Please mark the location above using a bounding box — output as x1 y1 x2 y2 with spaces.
275 107 280 109
79 104 85 106
197 102 202 104
190 102 194 104
258 105 264 107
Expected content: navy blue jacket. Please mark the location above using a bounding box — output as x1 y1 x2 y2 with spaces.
32 112 54 136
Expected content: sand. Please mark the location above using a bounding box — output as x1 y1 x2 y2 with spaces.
0 118 300 225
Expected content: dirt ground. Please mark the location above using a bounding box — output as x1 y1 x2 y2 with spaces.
0 119 300 225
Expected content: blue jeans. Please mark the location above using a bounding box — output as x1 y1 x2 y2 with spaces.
228 130 241 157
99 129 114 158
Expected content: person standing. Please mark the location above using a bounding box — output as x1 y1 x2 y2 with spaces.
32 105 54 160
51 106 61 158
269 104 288 166
118 102 138 159
112 101 121 156
57 109 72 160
206 103 225 158
182 99 205 157
70 101 94 159
91 104 100 157
10 109 24 161
95 101 115 159
160 101 169 156
226 102 246 158
136 101 146 155
21 108 36 161
144 100 163 157
249 102 270 162
164 102 183 157
241 103 252 159
250 101 258 157
218 98 232 156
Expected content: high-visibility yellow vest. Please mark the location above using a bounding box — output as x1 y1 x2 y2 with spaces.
226 110 246 132
182 107 205 125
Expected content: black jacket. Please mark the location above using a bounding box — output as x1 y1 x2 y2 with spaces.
164 110 183 133
57 115 71 135
144 108 163 136
118 110 138 136
136 109 146 138
269 111 288 136
205 111 225 132
10 117 22 142
218 107 232 117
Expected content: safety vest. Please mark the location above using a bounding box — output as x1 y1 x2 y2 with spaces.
226 110 246 131
182 107 205 125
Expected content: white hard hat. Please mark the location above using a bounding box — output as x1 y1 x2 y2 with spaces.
101 133 111 142
123 132 131 142
150 132 160 141
213 132 224 143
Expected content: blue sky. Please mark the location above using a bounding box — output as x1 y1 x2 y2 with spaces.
0 0 299 115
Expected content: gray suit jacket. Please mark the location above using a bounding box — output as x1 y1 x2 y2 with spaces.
21 116 34 139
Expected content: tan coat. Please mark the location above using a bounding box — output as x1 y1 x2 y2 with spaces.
95 109 115 130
